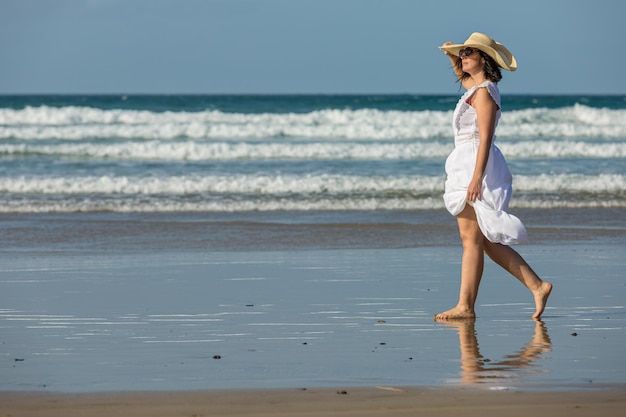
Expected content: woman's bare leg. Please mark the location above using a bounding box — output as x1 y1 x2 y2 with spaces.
483 241 553 319
436 205 484 320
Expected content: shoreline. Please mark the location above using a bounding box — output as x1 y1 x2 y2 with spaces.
1 208 625 253
2 386 626 417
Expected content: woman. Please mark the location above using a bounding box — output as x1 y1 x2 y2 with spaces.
435 32 552 320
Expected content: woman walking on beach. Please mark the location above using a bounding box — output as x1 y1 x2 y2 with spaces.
436 32 552 320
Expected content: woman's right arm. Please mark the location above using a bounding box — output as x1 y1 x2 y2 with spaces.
441 42 465 81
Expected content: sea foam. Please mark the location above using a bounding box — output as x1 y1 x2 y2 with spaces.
1 105 625 140
0 140 624 160
1 173 623 196
1 100 624 213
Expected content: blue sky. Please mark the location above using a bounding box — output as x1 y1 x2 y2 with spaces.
1 0 624 95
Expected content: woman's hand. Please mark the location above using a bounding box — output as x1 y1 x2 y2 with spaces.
467 177 482 202
440 41 453 56
441 41 464 80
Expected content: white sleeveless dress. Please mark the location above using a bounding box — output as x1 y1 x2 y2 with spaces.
443 81 528 245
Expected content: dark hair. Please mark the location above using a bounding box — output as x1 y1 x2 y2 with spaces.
455 50 502 83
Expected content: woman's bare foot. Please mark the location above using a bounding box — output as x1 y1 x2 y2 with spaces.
531 281 553 319
435 306 475 321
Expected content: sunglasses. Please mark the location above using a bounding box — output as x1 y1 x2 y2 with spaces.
459 47 478 58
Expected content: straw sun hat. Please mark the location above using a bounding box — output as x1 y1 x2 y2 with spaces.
439 32 517 71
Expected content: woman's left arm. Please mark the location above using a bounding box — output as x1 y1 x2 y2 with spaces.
467 87 498 202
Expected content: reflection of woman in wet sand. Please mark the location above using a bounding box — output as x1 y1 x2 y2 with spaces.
440 319 552 384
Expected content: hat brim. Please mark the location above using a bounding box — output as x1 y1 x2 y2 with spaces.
439 43 517 71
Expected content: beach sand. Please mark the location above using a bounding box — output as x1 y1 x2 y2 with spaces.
1 211 625 414
2 387 626 417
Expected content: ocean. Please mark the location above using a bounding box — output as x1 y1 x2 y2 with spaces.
1 94 625 215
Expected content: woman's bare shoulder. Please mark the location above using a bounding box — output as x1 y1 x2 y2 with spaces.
472 86 499 111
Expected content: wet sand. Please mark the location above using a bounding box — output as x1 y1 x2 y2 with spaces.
1 211 625 414
2 242 625 392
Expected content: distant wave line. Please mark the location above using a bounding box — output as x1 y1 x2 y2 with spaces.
1 104 625 140
1 173 623 195
1 140 624 160
1 195 624 214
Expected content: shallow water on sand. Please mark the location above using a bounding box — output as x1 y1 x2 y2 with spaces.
1 244 624 392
